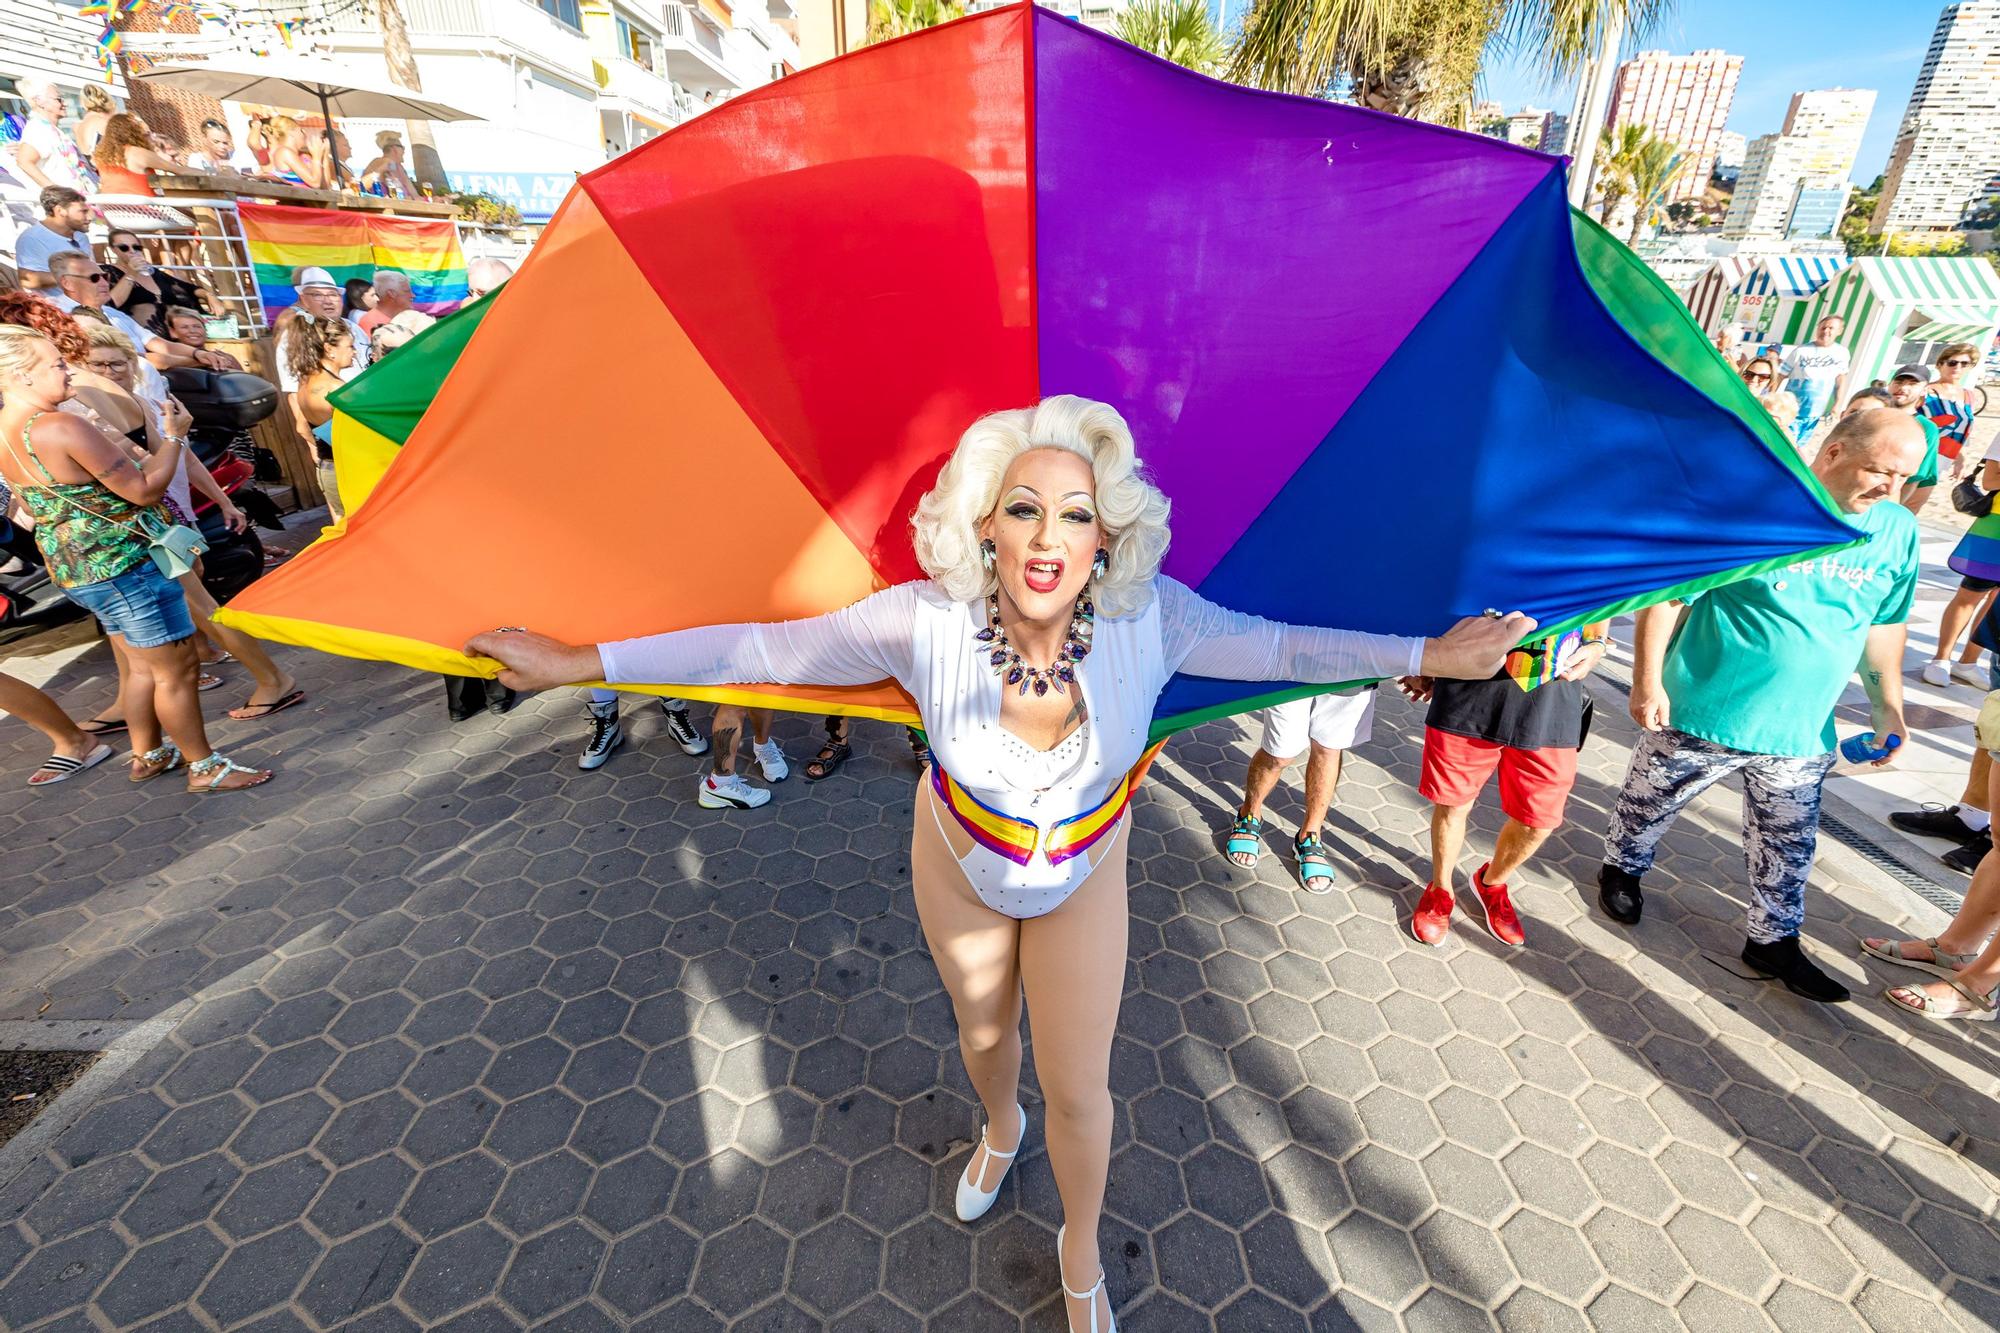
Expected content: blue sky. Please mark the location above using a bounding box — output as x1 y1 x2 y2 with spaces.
1478 0 1945 182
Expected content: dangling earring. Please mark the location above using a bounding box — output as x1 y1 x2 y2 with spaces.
980 538 996 570
1092 548 1109 578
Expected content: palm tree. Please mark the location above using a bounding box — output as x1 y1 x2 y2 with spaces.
1592 121 1647 228
1114 0 1231 74
867 0 964 43
1620 133 1683 242
1230 0 1674 125
377 0 446 195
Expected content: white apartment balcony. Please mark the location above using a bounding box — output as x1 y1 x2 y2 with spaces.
333 0 595 86
659 3 741 91
599 53 696 128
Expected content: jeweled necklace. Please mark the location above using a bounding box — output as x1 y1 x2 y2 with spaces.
976 592 1093 696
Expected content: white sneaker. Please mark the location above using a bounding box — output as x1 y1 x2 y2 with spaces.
954 1102 1025 1222
698 772 770 809
1921 660 1953 687
1953 660 1989 686
754 738 789 782
579 707 622 771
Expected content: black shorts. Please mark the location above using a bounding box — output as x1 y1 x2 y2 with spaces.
1963 575 2000 594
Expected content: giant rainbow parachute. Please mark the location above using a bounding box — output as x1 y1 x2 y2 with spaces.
218 3 1861 738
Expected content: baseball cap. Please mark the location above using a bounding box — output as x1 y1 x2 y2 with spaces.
296 266 338 291
1890 363 1933 384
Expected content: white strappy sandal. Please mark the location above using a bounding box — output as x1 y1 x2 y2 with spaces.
1057 1224 1116 1332
955 1102 1026 1222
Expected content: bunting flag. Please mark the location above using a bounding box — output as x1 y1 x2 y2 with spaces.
236 202 470 322
218 3 1862 739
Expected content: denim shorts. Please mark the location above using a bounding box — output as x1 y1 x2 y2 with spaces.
64 561 196 649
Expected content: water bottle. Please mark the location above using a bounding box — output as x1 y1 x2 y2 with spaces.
1839 731 1902 763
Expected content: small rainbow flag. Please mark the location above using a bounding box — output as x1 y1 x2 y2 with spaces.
237 203 471 322
1504 630 1583 693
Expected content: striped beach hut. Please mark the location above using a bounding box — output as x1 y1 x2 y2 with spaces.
1684 254 1850 345
1796 256 2000 388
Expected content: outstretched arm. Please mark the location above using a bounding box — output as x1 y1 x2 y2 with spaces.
1156 578 1532 685
466 584 918 693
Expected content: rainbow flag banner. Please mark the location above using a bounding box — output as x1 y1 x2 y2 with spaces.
237 202 469 321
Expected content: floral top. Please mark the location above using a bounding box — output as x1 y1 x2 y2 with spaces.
8 414 162 590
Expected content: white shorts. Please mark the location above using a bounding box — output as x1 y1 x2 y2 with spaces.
1256 689 1376 759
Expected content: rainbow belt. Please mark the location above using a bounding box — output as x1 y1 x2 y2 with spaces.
930 763 1132 867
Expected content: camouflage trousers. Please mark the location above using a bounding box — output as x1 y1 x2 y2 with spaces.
1604 727 1836 944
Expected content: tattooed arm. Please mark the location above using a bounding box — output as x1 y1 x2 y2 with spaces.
1857 622 1908 766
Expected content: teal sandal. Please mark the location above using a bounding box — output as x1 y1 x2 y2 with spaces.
1295 832 1336 895
1225 813 1263 868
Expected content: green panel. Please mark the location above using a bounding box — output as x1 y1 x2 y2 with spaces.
329 289 496 446
1569 207 1840 516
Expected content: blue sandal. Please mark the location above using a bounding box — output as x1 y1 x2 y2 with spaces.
1295 832 1336 895
1225 814 1263 868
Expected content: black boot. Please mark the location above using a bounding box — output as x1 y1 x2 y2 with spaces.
1740 935 1849 1003
1597 864 1644 925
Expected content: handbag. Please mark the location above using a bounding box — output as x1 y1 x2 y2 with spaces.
7 415 207 580
1951 473 1994 518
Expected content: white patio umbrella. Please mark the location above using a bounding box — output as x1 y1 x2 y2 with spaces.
133 53 478 182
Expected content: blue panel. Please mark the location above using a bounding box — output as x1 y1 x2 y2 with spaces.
1152 172 1859 726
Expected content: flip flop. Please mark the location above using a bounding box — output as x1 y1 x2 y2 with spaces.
77 717 128 737
228 689 306 721
197 673 225 691
28 742 113 787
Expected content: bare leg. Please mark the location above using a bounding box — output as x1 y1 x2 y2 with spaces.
111 635 164 760
1018 826 1128 1332
911 820 1025 1191
748 708 772 745
1485 818 1555 885
127 638 214 764
0 671 94 760
1232 748 1291 866
710 705 742 776
1870 752 2000 962
1299 744 1342 837
1932 586 1995 663
1965 750 1993 813
176 571 297 711
1429 801 1474 892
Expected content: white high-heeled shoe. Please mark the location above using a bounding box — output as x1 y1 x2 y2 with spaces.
955 1102 1026 1222
1057 1224 1116 1333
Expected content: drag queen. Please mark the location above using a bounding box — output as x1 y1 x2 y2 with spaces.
468 396 1528 1331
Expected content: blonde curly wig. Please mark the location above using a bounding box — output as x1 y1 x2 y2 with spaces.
911 395 1171 616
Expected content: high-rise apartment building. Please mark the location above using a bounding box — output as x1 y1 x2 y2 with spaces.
1606 48 1743 203
1721 88 1874 238
1873 1 2000 231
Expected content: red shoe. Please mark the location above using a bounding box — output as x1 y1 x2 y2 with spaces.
1411 883 1454 946
1472 864 1526 947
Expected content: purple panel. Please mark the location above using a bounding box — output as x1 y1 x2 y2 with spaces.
1032 11 1556 584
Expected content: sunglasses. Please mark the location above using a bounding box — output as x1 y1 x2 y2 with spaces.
68 272 109 283
1746 372 1771 382
112 242 143 251
1943 359 1972 367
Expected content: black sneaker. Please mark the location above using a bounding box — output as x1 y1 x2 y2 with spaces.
1889 803 1986 845
660 702 710 756
1740 935 1849 1003
1597 863 1644 925
1941 831 1991 876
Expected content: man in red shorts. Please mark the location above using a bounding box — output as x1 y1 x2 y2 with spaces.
1402 620 1611 947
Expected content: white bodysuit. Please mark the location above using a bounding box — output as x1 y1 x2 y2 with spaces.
599 575 1424 918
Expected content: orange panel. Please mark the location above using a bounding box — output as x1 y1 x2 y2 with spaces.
228 192 894 686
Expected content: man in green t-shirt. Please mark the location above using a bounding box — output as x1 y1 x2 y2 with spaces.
1600 410 1927 1004
1884 364 1943 515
